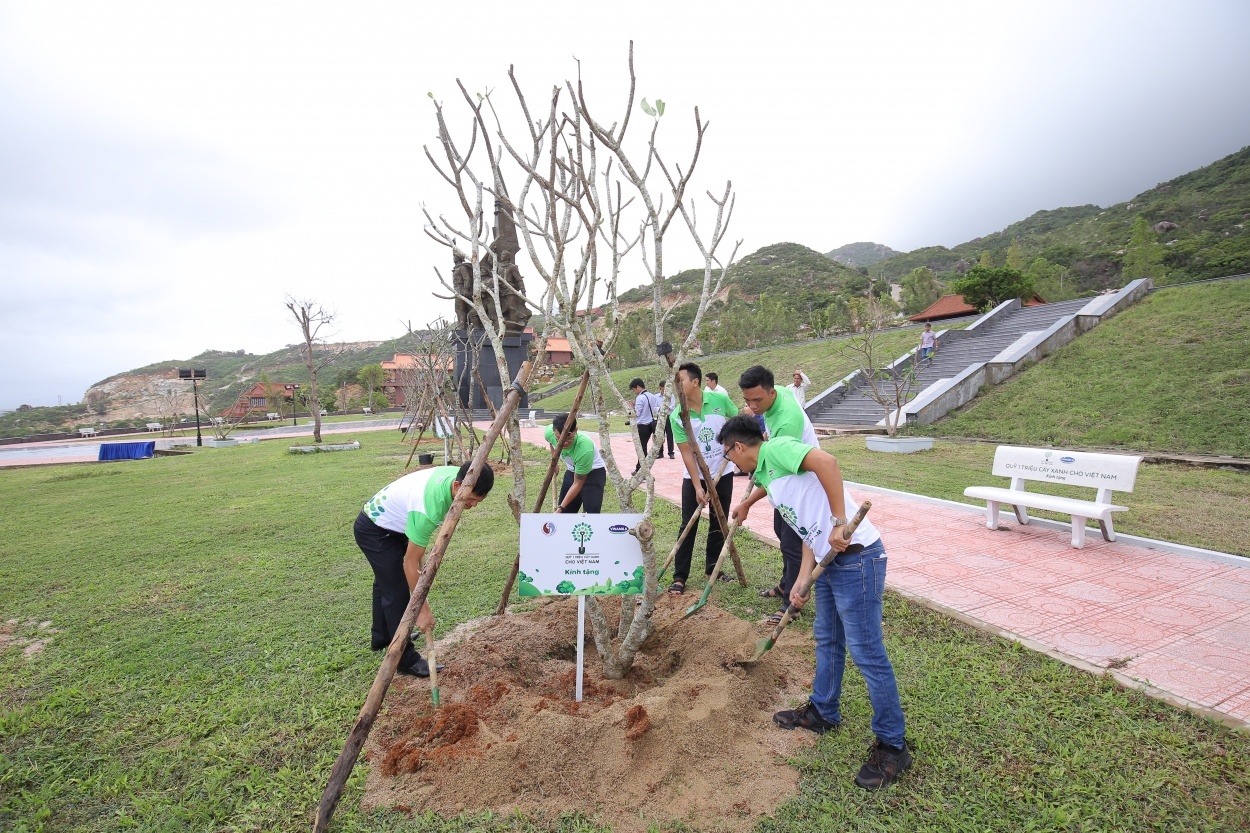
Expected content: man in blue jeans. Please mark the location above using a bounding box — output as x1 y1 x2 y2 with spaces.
721 414 911 789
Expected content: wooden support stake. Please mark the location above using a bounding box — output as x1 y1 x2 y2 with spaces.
494 369 591 615
404 402 440 469
312 361 532 833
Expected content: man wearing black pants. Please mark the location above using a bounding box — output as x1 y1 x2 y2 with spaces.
657 380 677 459
666 361 739 594
546 413 608 514
630 378 659 473
354 462 495 675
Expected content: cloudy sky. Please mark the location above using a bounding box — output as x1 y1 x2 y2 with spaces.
2 0 1249 409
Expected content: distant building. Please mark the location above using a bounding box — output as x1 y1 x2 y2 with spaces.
222 382 292 418
380 353 454 407
909 293 1047 323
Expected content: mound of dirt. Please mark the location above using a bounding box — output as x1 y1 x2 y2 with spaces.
362 595 817 831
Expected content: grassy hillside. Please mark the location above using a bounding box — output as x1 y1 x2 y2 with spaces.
540 323 949 413
870 146 1250 294
924 279 1250 456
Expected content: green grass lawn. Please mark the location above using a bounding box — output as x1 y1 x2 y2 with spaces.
924 280 1250 457
539 325 960 414
1 438 1247 832
822 437 1250 557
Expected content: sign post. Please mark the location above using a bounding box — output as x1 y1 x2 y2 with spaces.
519 512 645 702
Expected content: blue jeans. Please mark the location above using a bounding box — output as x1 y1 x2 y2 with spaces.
810 538 906 747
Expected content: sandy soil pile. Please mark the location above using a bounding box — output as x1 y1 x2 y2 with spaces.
362 595 817 832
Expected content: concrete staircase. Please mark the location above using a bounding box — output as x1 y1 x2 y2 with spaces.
805 296 1104 428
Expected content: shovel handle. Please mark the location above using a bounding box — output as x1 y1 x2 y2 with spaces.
423 628 439 707
766 501 872 642
683 516 740 615
658 457 731 579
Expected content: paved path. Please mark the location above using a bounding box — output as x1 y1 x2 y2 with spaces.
508 424 1250 727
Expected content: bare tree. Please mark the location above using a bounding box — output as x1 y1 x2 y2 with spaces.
146 376 189 435
837 297 922 437
284 297 337 443
422 43 740 678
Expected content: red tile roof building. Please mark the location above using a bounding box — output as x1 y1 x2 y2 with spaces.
909 293 1047 323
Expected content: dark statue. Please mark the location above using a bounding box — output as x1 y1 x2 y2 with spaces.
453 199 532 336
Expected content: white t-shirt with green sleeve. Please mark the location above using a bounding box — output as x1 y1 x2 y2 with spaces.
363 466 457 546
668 390 739 480
752 436 880 556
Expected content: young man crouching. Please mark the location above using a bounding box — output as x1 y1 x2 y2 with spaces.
720 414 912 789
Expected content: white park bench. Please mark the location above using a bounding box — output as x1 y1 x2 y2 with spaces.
965 446 1142 548
266 412 281 421
78 426 98 438
319 409 328 416
145 423 162 432
362 407 372 415
520 410 539 428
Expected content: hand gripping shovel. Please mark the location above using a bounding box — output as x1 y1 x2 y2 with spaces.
658 458 731 582
682 515 740 619
423 627 440 708
742 501 872 663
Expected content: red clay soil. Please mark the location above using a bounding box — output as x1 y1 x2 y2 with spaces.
362 595 818 832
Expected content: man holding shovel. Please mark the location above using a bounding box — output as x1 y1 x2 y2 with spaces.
720 415 912 790
354 462 495 676
666 362 738 596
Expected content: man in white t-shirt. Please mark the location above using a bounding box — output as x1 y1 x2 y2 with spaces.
784 369 812 409
704 372 729 396
918 324 937 367
721 414 911 791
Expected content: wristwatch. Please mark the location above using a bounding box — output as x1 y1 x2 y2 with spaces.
831 516 848 527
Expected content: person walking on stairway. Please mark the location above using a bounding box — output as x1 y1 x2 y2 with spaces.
354 462 495 676
919 323 938 367
666 362 738 596
546 412 608 513
735 364 819 625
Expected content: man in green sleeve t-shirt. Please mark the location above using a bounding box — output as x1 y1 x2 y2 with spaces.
720 415 911 790
736 364 818 622
353 462 495 676
545 412 607 514
666 362 738 594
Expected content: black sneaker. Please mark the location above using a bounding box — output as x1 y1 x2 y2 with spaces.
396 656 447 678
855 739 913 790
773 700 839 735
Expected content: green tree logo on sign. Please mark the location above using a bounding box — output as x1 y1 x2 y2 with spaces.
697 425 715 453
572 522 593 554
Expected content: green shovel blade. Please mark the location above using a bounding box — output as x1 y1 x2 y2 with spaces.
747 635 777 662
682 581 714 618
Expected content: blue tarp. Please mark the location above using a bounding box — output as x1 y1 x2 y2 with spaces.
98 441 155 461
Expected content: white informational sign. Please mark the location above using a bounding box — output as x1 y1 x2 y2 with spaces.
518 513 645 596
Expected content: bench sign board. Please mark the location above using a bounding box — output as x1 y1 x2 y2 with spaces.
992 446 1141 492
518 513 645 596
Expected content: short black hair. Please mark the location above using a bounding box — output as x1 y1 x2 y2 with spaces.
738 365 774 391
706 372 718 383
552 412 577 435
658 380 667 389
455 461 495 497
677 362 702 385
629 377 645 390
717 414 765 448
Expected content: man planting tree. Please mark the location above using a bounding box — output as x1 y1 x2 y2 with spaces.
545 412 608 514
736 365 819 625
720 414 912 789
354 463 495 676
666 362 738 596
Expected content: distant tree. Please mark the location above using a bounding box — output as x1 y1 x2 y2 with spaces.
900 266 942 315
1006 239 1026 271
284 297 338 443
334 368 356 411
1026 257 1077 302
1123 216 1164 281
319 386 338 412
870 277 892 299
950 266 1035 311
979 250 994 269
357 364 385 411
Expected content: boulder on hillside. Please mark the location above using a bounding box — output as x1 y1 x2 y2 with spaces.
1153 221 1179 233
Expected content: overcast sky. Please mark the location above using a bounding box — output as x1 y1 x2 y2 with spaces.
2 0 1249 409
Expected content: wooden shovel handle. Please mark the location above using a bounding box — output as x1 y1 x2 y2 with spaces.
766 501 872 642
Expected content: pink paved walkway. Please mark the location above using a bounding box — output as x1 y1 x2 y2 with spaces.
510 424 1250 727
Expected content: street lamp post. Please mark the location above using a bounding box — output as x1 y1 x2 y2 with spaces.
179 368 207 447
286 384 300 426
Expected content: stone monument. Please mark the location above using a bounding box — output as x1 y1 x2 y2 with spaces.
452 200 534 409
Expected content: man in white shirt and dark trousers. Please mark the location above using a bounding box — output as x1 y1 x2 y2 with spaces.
630 378 659 473
656 380 676 458
918 324 937 367
704 372 729 396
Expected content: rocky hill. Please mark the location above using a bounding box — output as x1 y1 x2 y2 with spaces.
825 241 901 267
868 145 1250 295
